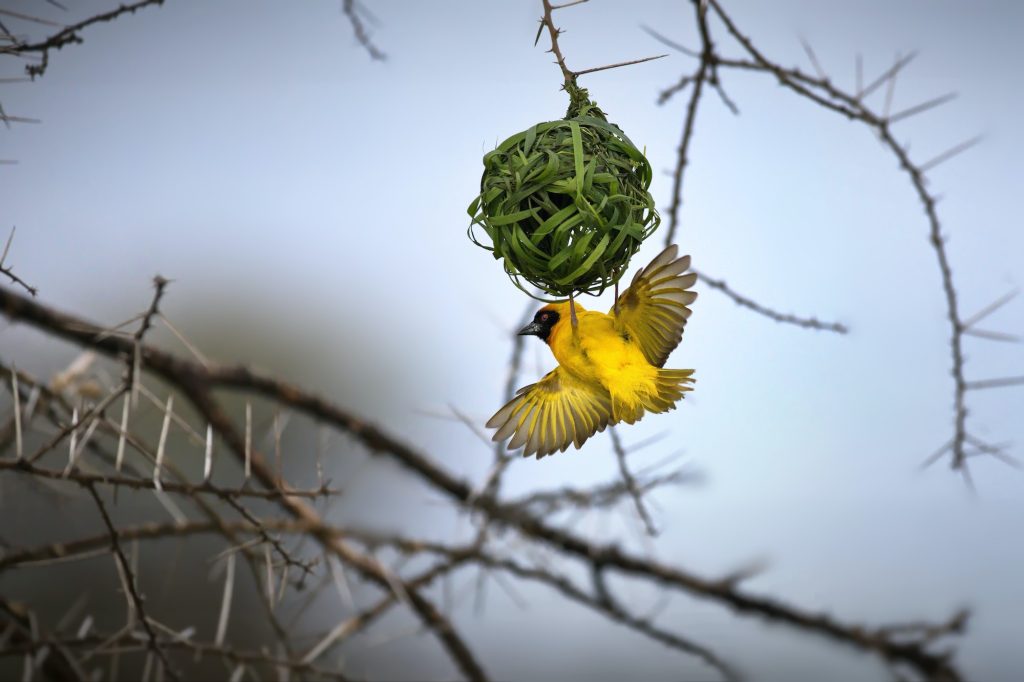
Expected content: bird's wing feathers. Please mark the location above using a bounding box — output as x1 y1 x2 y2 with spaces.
611 245 697 368
487 368 612 458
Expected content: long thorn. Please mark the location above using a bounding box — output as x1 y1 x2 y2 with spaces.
860 51 917 100
888 92 957 124
575 54 668 77
919 135 983 173
962 289 1018 328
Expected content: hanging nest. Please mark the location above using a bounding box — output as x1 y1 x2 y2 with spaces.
468 85 660 299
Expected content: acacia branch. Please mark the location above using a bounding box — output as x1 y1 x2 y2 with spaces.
83 483 180 681
695 268 848 333
608 427 658 535
0 227 37 296
538 0 665 92
5 0 166 79
652 0 1017 470
0 282 967 681
662 1 713 247
341 0 385 60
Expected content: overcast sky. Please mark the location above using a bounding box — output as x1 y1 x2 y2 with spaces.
3 1 1023 680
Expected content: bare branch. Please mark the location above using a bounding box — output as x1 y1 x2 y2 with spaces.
662 1 714 247
8 0 167 79
0 282 969 680
341 0 386 61
688 0 1009 472
0 227 38 296
84 484 179 681
696 269 848 333
609 427 658 536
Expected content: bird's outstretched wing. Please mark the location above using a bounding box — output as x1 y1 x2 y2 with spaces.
487 367 612 458
611 245 697 368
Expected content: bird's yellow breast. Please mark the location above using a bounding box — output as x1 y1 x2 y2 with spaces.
548 310 657 393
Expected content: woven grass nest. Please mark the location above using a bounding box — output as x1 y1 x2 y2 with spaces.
468 87 660 298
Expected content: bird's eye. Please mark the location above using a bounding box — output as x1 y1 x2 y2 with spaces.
540 313 549 322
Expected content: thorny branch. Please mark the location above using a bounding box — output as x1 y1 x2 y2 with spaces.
661 1 713 249
695 268 848 333
647 11 848 335
84 483 180 681
0 282 969 681
0 1 1009 680
341 0 386 61
0 227 36 296
651 0 1019 471
537 0 666 92
3 0 167 79
608 427 658 536
0 0 386 72
0 0 385 164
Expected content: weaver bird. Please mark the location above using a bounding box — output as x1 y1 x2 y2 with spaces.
488 245 697 458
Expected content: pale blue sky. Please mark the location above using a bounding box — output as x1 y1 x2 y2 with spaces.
3 1 1023 679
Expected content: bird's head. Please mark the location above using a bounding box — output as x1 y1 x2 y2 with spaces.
518 302 576 344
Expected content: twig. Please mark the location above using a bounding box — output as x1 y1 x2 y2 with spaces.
662 1 713 246
538 0 666 91
130 276 168 399
608 428 657 536
0 459 337 501
84 484 179 681
695 269 848 333
0 227 37 296
0 283 967 681
9 0 167 79
654 0 1012 471
341 0 386 60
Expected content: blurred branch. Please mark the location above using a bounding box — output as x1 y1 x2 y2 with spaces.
0 597 85 682
1 0 387 71
509 465 690 517
341 0 385 60
0 453 338 501
3 0 167 79
483 554 741 681
0 281 968 681
0 0 384 168
608 427 658 535
0 1 998 678
83 483 180 681
0 227 37 296
0 627 354 681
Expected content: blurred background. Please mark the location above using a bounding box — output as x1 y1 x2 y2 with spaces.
2 1 1023 680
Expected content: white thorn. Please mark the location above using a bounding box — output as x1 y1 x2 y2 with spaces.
215 552 236 646
153 394 173 491
244 403 252 481
11 368 22 460
64 408 79 476
203 424 213 482
115 394 131 472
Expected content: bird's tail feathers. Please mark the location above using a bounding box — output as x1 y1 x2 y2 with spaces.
611 369 694 424
611 394 645 425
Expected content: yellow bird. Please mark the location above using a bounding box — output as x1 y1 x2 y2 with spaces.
488 245 698 458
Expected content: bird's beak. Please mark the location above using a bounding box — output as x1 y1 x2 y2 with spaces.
517 321 545 337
